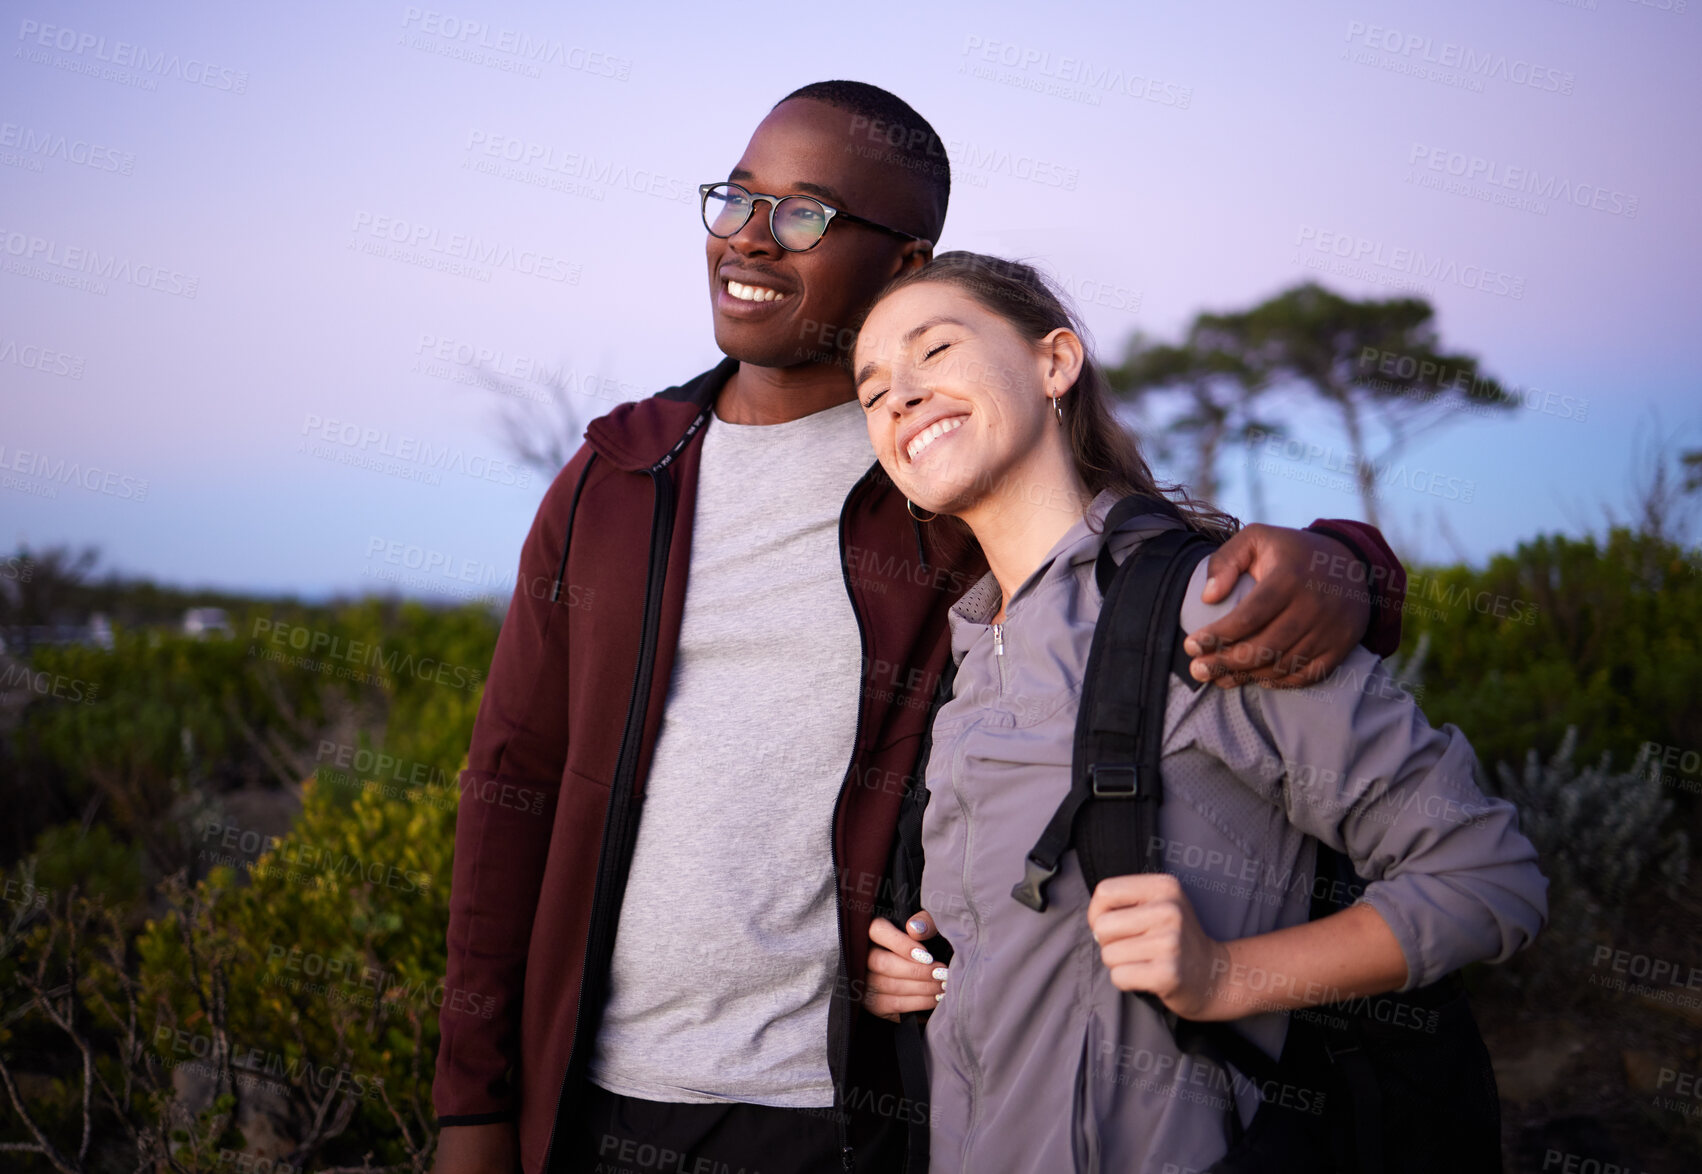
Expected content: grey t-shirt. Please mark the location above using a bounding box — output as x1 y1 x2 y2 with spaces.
589 397 873 1107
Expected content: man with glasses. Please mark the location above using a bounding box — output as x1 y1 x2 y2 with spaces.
432 80 1409 1174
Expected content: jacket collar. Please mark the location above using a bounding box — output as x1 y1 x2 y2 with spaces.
584 356 737 472
947 491 1184 648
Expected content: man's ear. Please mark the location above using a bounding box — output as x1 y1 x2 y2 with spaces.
896 239 933 275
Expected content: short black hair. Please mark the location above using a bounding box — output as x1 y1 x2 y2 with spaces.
776 80 949 242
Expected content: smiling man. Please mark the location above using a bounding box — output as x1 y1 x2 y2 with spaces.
431 81 1409 1174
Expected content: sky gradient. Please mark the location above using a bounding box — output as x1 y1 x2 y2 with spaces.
3 0 1699 598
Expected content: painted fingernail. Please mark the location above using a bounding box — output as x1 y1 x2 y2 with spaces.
935 992 945 1002
911 947 934 964
932 967 949 981
907 916 929 935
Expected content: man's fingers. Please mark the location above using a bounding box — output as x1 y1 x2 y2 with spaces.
1184 579 1285 660
1199 528 1259 604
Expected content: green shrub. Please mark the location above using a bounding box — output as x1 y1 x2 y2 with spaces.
1399 527 1702 775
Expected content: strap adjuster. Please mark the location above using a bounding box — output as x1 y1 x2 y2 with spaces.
1010 854 1058 912
1089 763 1141 798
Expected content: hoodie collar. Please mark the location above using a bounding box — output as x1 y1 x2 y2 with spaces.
583 356 736 473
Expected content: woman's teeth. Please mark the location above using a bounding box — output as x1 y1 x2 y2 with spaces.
907 417 965 462
726 280 788 303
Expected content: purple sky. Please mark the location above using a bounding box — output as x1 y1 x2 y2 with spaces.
4 0 1699 598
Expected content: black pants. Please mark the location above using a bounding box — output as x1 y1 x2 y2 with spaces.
558 1079 863 1174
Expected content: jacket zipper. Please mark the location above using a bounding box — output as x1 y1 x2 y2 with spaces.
992 622 1007 694
542 406 707 1171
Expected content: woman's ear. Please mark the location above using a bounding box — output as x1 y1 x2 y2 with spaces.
1039 327 1085 395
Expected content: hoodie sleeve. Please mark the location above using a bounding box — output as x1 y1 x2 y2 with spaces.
1305 518 1408 657
432 443 594 1126
1177 564 1548 991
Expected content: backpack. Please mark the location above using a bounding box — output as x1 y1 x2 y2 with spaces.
890 495 1502 1174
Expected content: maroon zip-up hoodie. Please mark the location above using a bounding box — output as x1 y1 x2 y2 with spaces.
431 357 1408 1172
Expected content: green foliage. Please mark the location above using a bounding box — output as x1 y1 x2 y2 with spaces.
1 593 496 1168
30 822 144 908
1398 526 1702 776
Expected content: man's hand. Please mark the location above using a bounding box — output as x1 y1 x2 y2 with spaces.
864 911 947 1022
1184 525 1369 689
1086 874 1228 1021
434 1121 520 1174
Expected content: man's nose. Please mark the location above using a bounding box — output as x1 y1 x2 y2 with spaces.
727 197 781 254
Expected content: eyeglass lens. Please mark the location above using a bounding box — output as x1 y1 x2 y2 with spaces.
702 184 830 251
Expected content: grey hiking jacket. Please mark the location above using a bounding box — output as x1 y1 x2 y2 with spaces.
917 494 1547 1174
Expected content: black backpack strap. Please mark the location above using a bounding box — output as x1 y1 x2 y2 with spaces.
1010 517 1216 913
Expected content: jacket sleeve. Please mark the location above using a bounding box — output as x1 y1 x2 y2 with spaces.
433 445 593 1125
1304 519 1407 657
1178 566 1548 991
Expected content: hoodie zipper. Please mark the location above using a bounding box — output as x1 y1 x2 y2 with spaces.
992 622 1008 694
542 406 707 1171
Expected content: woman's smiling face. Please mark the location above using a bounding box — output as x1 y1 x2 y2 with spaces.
855 280 1076 518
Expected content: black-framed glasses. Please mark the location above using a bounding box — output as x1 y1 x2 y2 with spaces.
699 181 931 253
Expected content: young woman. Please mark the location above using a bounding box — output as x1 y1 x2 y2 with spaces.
852 253 1548 1173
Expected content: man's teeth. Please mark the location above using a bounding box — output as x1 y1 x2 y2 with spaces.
907 417 965 462
726 279 788 303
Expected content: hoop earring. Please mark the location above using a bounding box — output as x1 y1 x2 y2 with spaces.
907 500 938 523
1052 394 1065 425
